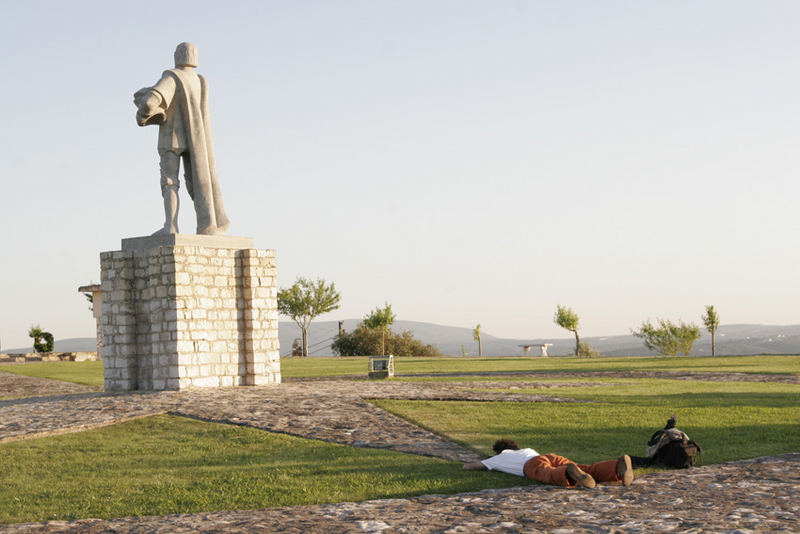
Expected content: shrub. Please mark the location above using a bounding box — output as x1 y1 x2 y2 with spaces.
28 325 54 353
577 341 599 358
332 326 441 357
631 319 700 356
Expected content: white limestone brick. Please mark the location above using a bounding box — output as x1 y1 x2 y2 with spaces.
101 242 279 391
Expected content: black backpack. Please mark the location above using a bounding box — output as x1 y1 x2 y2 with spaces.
631 416 702 469
650 431 702 468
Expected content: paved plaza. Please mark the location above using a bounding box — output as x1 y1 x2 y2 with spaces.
1 371 798 533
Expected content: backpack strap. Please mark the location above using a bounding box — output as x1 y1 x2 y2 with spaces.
646 428 693 458
647 429 664 447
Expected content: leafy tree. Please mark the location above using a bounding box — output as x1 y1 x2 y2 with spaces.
632 320 678 356
631 319 700 357
702 305 720 356
331 325 440 357
28 325 54 353
554 305 581 356
473 324 483 357
362 303 396 355
277 277 341 357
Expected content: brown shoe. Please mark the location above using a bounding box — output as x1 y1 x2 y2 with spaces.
566 462 596 488
616 455 633 486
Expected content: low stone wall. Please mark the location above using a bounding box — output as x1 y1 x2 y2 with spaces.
0 352 98 363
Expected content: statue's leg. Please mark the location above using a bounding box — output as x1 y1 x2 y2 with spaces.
152 150 181 235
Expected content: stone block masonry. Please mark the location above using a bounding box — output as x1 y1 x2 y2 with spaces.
100 234 280 391
0 352 97 363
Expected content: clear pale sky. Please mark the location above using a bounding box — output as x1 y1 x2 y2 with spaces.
1 1 799 350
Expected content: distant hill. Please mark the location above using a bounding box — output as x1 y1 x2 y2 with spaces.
6 322 800 357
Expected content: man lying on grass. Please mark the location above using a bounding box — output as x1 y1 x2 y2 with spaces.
463 438 633 489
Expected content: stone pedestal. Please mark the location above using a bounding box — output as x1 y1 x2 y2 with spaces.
100 234 280 391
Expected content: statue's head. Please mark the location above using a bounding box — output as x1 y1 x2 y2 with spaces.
174 42 199 68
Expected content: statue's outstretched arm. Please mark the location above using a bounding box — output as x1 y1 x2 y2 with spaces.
134 88 166 126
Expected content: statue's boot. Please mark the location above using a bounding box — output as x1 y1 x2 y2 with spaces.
152 185 179 235
197 224 226 236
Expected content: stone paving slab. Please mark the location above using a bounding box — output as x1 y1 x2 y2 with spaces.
4 454 798 533
0 372 99 399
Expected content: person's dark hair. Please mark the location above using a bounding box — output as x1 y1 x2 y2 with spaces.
492 438 519 454
665 414 677 429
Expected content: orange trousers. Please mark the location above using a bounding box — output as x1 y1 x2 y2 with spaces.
523 453 621 487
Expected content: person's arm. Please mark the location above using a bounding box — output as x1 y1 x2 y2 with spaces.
463 461 488 470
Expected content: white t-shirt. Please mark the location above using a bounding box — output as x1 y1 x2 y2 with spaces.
481 448 540 477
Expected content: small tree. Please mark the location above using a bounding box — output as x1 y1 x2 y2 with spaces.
362 302 396 355
554 305 581 356
702 305 720 356
632 319 700 357
28 325 54 353
632 319 676 356
277 277 341 357
473 324 483 357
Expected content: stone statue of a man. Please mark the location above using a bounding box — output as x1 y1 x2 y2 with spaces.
134 42 230 236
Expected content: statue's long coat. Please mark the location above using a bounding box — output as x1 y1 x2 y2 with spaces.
140 68 229 234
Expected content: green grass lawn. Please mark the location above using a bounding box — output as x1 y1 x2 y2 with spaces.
285 354 800 378
371 378 800 466
0 361 103 388
0 414 536 524
3 355 796 385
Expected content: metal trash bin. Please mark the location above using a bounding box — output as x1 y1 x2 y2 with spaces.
368 355 394 379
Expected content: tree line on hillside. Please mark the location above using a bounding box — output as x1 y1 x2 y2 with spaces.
277 276 722 358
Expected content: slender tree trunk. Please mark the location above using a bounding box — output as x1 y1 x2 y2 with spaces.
478 337 483 357
381 329 386 355
711 332 716 357
574 330 580 357
302 326 309 357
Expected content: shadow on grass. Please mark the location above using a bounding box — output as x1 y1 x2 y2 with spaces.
591 390 800 409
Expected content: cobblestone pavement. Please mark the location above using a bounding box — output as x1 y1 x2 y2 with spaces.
1 371 798 533
0 372 99 399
